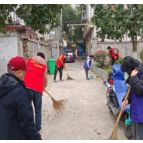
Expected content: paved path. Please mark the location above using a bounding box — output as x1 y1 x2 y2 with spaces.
41 59 128 140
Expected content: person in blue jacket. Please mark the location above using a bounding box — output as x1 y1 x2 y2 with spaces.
83 55 94 80
121 56 143 140
0 56 42 140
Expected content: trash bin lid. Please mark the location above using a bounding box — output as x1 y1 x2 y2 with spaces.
48 59 56 62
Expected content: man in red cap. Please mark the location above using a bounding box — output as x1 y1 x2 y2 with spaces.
0 56 42 140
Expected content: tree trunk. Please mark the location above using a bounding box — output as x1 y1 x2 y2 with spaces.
132 36 137 52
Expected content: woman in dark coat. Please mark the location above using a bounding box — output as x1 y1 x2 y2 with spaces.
121 56 143 140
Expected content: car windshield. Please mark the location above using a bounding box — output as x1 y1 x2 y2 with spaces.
66 52 73 55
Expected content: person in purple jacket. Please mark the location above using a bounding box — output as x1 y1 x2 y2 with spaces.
121 56 143 140
83 55 94 80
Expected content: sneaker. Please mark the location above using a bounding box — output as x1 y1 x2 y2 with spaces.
59 79 63 81
86 78 90 80
54 80 57 82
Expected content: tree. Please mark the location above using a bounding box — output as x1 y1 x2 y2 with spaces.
62 4 83 46
91 4 143 52
0 4 63 34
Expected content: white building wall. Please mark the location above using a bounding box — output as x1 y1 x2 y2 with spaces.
0 31 18 75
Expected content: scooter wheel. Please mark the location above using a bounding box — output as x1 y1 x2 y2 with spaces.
124 113 133 139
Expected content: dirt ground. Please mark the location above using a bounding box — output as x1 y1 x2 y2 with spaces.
40 58 128 140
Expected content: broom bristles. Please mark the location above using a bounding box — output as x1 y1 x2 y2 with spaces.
67 76 74 80
51 98 66 113
108 126 118 140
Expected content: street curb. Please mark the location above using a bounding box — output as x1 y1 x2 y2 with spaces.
91 65 108 80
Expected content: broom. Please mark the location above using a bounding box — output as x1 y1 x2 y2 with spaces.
64 68 74 80
108 85 131 140
44 90 66 113
90 69 100 78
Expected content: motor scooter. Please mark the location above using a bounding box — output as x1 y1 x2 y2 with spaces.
103 64 133 139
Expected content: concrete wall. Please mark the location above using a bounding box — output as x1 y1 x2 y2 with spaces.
90 40 143 62
26 38 51 62
51 41 59 60
0 30 18 75
0 31 52 75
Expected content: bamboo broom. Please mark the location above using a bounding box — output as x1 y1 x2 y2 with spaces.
108 86 131 140
44 90 66 113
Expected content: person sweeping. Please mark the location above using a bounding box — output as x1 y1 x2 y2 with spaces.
83 55 94 80
107 46 119 65
54 54 68 82
121 56 143 140
24 52 47 134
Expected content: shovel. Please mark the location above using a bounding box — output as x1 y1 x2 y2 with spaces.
108 85 131 140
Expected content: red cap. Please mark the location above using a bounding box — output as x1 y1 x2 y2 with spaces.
7 56 32 72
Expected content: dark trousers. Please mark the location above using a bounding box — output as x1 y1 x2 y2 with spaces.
27 89 42 131
85 69 89 79
111 59 115 65
133 122 143 140
54 65 62 80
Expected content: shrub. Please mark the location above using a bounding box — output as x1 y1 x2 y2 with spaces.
95 62 101 67
140 49 143 63
114 58 123 64
94 50 107 68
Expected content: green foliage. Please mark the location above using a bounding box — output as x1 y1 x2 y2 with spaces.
62 5 83 45
140 49 143 63
94 53 107 68
0 4 63 34
114 58 123 64
103 68 113 73
94 62 101 67
0 4 17 33
105 69 113 72
91 4 143 52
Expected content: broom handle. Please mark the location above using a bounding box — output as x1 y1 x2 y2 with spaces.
64 67 69 76
44 90 54 100
90 69 99 77
114 86 131 127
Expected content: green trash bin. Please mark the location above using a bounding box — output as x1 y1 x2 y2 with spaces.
48 59 56 74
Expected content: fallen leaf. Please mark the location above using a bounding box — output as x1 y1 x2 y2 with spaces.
73 113 75 114
94 130 96 132
97 132 101 135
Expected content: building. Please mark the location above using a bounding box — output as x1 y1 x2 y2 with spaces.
80 4 142 56
71 4 82 9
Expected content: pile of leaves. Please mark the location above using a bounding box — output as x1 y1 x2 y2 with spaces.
94 50 107 68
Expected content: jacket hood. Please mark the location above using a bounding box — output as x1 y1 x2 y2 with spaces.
32 56 46 65
126 60 143 83
0 73 22 98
